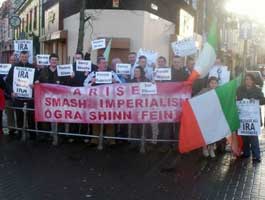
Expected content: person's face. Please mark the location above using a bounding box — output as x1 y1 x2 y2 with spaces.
245 76 255 88
187 60 195 70
9 55 16 64
215 58 222 66
128 54 136 65
157 58 166 68
19 53 29 64
209 80 218 89
139 58 147 68
50 57 58 68
134 68 141 79
112 59 121 70
75 54 82 61
98 60 107 71
172 58 183 69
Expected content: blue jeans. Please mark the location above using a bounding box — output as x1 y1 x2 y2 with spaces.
242 136 260 159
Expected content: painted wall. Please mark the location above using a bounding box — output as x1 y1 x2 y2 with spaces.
64 10 175 63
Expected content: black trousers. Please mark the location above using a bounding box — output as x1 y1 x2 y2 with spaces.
13 99 35 131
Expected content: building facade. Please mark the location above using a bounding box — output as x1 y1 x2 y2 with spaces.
0 0 13 63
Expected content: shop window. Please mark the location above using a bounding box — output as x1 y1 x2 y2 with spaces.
33 6 37 30
30 9 32 32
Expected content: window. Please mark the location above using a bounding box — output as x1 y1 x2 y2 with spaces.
26 13 29 32
29 9 32 31
33 6 37 30
22 18 24 32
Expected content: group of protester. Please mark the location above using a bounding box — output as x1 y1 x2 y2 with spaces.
0 50 264 162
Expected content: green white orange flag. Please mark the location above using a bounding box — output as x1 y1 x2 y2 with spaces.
188 19 218 82
103 39 112 62
179 76 242 153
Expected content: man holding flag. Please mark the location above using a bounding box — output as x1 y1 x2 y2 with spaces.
179 19 242 156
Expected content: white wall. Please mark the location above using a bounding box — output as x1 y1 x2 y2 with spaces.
64 10 175 63
142 12 175 64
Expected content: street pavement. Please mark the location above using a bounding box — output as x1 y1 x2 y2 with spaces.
0 134 264 200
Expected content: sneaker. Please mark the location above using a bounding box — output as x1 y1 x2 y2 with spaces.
209 148 216 158
68 138 75 143
83 139 89 144
253 158 261 163
202 147 209 157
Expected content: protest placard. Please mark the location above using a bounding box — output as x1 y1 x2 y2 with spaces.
76 60 92 72
57 64 73 77
95 72 112 84
171 38 197 57
140 82 157 95
137 48 158 66
237 99 261 136
13 66 35 98
91 39 106 50
209 66 230 85
14 40 33 63
36 54 50 66
154 68 172 81
116 64 131 75
0 64 12 75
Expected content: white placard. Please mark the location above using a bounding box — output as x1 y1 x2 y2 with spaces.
91 39 106 50
116 64 131 75
36 54 50 66
57 64 73 77
137 48 158 66
154 68 172 81
76 60 92 72
0 64 12 75
237 99 261 136
171 38 197 57
140 82 157 95
14 40 33 63
13 66 35 98
96 72 112 84
209 66 230 86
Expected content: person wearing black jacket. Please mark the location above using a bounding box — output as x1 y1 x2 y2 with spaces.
237 73 265 163
5 51 38 139
171 56 189 82
130 66 150 150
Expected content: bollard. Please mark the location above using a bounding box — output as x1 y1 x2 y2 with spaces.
140 124 146 154
128 124 132 138
21 102 28 142
52 123 58 146
97 124 104 150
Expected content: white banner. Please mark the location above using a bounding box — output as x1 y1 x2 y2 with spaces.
171 38 197 57
237 99 261 136
116 64 131 75
0 64 12 75
96 72 112 84
36 54 50 66
91 39 106 50
76 60 92 72
57 64 73 77
140 82 157 95
154 68 171 81
13 66 35 98
14 40 33 63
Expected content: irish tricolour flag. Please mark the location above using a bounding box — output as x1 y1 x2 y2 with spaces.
179 76 241 153
188 19 218 82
